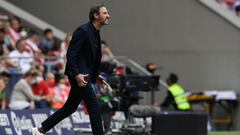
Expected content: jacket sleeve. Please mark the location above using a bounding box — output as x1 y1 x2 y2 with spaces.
66 28 86 77
22 83 41 101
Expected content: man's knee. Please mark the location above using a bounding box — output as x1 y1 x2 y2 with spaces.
88 102 101 114
62 103 79 114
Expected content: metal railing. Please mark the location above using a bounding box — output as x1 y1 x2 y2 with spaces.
0 55 65 73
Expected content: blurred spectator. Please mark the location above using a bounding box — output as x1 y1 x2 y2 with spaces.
161 73 191 111
9 70 45 109
7 17 22 48
25 30 44 65
3 24 15 51
0 71 10 109
96 78 115 134
0 29 10 55
100 40 119 76
0 29 17 72
35 65 45 80
60 32 72 66
0 14 9 30
32 72 54 108
48 74 70 109
46 42 64 73
9 39 33 73
25 30 41 56
60 32 72 56
39 28 55 54
101 40 116 63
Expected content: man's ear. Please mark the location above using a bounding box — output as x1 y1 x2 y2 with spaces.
94 13 99 19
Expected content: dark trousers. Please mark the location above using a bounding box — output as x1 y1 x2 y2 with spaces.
41 77 104 135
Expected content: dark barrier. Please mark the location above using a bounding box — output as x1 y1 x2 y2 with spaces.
0 108 125 135
152 111 208 135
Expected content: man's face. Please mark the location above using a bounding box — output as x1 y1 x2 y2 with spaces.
17 40 26 52
96 7 110 25
46 73 55 82
46 32 53 40
11 20 20 31
32 34 39 43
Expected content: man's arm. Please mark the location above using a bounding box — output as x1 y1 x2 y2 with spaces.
21 82 42 101
161 91 175 107
66 28 86 77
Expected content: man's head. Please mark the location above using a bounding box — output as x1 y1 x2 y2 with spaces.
23 70 38 84
89 5 110 26
28 30 39 43
55 74 67 85
0 71 10 85
43 28 53 40
45 72 55 87
10 17 21 31
45 72 55 82
16 39 26 53
166 73 178 86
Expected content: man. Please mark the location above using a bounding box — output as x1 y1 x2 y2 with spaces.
0 71 10 109
32 5 110 135
25 31 41 56
9 70 45 110
32 72 55 108
161 73 191 111
39 28 55 54
8 17 21 47
9 39 33 73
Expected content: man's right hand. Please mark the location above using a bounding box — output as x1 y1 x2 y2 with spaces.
75 74 89 87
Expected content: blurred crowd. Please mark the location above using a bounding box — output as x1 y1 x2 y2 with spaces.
0 11 117 113
216 0 240 16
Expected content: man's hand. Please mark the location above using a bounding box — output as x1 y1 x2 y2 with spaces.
75 74 89 87
96 75 105 86
97 75 113 96
97 75 110 88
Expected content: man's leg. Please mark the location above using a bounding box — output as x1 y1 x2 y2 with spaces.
102 112 111 133
83 83 104 135
40 78 82 133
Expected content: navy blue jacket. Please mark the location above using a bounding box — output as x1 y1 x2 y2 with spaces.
64 22 102 83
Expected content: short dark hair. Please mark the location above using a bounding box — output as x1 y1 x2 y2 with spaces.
15 38 25 49
0 71 10 78
43 28 52 36
24 70 38 78
169 73 178 84
10 16 21 24
28 30 39 38
89 4 106 21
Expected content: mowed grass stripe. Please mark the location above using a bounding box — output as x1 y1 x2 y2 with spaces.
209 131 240 135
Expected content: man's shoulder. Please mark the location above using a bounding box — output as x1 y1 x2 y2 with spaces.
9 50 18 56
75 22 91 33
